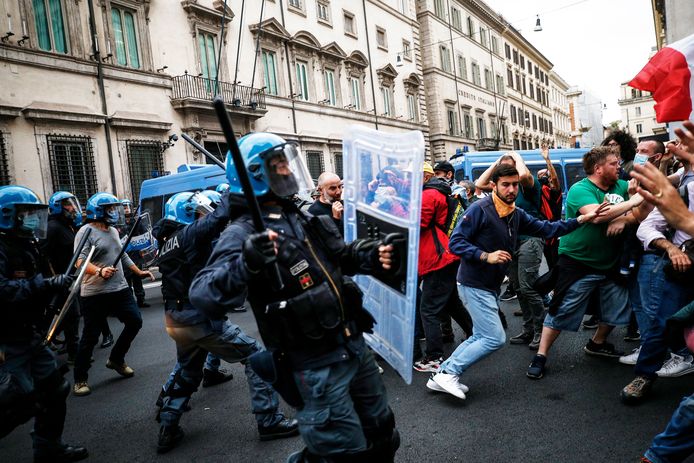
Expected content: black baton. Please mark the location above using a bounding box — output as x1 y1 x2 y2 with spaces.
112 215 142 267
46 227 92 315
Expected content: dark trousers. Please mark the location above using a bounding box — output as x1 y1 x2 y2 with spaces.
125 271 145 304
56 298 80 357
73 288 143 382
419 263 460 358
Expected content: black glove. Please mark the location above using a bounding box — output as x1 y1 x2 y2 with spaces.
44 274 75 291
243 231 277 273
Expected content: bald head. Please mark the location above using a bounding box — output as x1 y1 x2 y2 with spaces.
317 172 343 204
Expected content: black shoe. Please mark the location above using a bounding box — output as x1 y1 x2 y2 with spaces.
138 301 151 308
624 329 641 342
34 444 88 463
584 340 624 358
202 368 234 388
258 418 299 441
157 425 185 454
510 331 533 345
500 287 517 301
582 316 600 330
232 306 248 312
100 333 114 349
527 354 547 379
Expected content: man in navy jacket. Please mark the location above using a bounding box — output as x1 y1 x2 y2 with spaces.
426 163 604 400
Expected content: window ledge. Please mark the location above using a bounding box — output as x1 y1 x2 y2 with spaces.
344 31 358 39
317 18 333 28
377 44 388 52
288 6 307 17
22 102 106 125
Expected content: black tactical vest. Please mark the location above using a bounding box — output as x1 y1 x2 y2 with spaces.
156 226 192 301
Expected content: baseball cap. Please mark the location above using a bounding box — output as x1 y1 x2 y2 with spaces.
433 161 454 174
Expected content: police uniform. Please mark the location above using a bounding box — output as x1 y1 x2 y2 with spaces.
190 202 399 462
154 192 296 453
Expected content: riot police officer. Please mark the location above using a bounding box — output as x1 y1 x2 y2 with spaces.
121 199 148 308
41 191 83 362
190 133 401 462
0 185 88 462
155 190 298 454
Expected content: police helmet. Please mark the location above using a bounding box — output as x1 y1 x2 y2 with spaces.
0 185 49 239
199 190 222 208
86 193 124 226
215 183 230 193
226 132 314 199
48 191 82 226
164 192 214 225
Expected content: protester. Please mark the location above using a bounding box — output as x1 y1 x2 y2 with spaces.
307 172 343 232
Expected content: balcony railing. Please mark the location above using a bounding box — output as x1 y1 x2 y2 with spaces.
171 75 266 110
475 138 499 151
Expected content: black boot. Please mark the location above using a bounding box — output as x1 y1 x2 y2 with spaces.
157 425 184 454
202 368 234 388
34 444 88 463
258 417 299 441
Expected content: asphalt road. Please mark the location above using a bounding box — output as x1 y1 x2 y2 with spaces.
2 284 693 463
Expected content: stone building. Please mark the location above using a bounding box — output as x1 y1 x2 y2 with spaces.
617 82 666 140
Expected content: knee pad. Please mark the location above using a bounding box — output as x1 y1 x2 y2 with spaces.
35 370 69 405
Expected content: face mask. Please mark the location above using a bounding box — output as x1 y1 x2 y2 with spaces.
21 214 41 232
106 209 120 224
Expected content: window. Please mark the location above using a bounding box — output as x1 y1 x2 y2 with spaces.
434 0 445 19
407 94 418 122
398 0 408 15
635 106 641 116
631 88 638 98
529 83 535 100
47 135 98 206
532 114 537 130
262 50 279 95
33 0 68 53
524 110 530 128
515 72 521 91
343 11 356 36
447 108 459 136
324 69 336 105
440 45 451 73
484 68 493 91
507 68 513 88
636 123 643 134
513 138 520 150
527 60 533 73
333 152 343 179
305 151 324 182
376 27 387 50
289 0 302 8
467 17 474 37
126 141 164 203
111 5 140 68
513 49 518 64
350 77 361 110
504 43 511 59
451 7 462 30
316 1 330 23
471 61 481 86
510 105 517 124
490 117 498 139
479 27 487 48
522 76 526 95
463 112 474 138
381 86 392 116
520 55 525 68
496 74 505 96
491 35 499 54
198 32 217 88
0 132 9 186
295 61 309 101
457 55 467 81
402 40 411 60
476 117 487 138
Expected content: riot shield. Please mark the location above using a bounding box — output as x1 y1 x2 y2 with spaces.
343 125 424 384
122 213 158 268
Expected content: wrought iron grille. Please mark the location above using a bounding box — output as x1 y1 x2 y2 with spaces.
0 132 10 186
126 140 164 203
305 151 324 183
333 153 343 179
171 75 266 109
47 135 98 206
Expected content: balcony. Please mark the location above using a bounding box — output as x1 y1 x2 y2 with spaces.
170 74 267 118
475 138 499 151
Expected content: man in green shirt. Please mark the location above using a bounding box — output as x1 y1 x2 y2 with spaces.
527 147 646 379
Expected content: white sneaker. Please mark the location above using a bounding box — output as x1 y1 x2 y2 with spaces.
619 347 641 365
656 353 694 378
431 372 468 400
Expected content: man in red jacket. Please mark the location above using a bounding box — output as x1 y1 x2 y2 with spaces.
414 162 462 372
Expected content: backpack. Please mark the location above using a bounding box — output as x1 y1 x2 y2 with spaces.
539 185 562 221
429 193 465 257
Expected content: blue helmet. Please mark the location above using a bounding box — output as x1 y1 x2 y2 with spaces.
199 190 222 208
164 192 214 225
48 191 82 226
0 185 49 239
215 183 230 193
86 193 124 226
226 132 314 199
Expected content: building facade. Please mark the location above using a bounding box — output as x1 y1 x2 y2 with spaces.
617 82 666 139
567 86 604 149
549 71 571 148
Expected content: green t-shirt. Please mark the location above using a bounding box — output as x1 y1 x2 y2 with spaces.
558 177 629 270
515 175 541 239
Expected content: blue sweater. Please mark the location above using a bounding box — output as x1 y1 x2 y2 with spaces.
449 195 580 294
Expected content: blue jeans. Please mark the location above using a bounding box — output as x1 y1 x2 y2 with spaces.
544 274 630 332
644 393 694 463
160 315 282 428
162 353 220 391
635 254 693 378
74 288 143 382
438 285 505 376
289 336 393 459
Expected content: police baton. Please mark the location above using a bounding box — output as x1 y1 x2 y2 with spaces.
112 214 142 268
212 96 284 291
180 133 225 170
45 227 92 316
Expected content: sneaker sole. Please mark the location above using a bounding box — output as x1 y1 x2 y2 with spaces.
413 365 440 373
526 371 543 379
106 363 135 378
426 379 446 393
583 347 623 359
657 366 694 378
499 296 517 301
258 428 300 441
432 378 467 400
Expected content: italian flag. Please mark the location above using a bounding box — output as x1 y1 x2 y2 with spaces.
629 33 694 123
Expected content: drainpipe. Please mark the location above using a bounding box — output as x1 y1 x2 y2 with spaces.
87 0 117 194
361 0 379 129
278 0 297 134
445 0 462 154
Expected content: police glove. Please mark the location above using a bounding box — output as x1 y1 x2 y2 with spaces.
243 231 277 274
44 274 75 291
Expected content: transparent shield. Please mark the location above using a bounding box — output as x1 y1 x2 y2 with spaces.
343 126 424 385
16 205 49 240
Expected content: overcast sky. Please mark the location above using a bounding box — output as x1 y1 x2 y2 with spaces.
482 0 656 124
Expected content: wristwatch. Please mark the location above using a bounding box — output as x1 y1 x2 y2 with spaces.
480 252 488 262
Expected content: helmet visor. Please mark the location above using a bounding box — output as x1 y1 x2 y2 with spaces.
61 197 82 221
16 204 49 239
261 143 315 198
103 203 125 227
191 192 214 217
